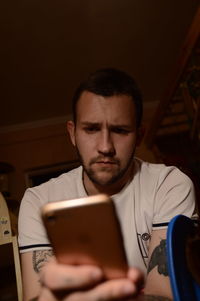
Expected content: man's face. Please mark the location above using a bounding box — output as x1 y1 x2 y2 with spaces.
68 91 141 191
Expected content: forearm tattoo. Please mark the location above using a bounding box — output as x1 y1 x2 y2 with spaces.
147 239 168 276
32 249 54 273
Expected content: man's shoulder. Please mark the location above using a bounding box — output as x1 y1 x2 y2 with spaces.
134 158 191 184
35 165 82 189
49 165 82 185
135 158 170 175
21 165 84 205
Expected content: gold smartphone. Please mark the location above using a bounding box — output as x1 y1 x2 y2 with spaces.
41 194 128 279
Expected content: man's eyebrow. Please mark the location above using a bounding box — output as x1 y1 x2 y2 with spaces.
81 122 100 126
81 122 132 128
109 124 134 131
110 124 132 128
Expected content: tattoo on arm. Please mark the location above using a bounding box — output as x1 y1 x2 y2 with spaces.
32 249 54 273
147 239 168 276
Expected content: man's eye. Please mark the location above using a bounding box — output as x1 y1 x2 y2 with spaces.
84 127 99 133
113 128 130 134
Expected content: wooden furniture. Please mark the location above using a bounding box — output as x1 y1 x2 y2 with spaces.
144 6 200 212
0 192 22 301
145 6 200 146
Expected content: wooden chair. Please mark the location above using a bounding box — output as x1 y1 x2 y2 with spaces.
0 192 22 301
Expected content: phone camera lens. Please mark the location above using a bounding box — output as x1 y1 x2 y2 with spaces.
47 214 56 223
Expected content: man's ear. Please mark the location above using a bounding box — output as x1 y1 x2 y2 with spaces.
66 120 76 146
136 125 145 146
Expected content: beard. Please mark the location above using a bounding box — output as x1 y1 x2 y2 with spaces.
76 147 135 187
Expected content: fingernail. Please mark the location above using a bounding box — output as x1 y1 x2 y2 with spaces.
91 268 102 280
122 283 135 295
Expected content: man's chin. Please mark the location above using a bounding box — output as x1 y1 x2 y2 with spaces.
87 171 120 186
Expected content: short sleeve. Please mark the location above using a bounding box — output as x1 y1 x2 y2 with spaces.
152 167 197 229
18 167 85 253
18 187 51 253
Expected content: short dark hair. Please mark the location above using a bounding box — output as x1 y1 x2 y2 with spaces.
72 68 143 128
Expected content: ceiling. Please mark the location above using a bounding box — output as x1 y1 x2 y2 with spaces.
0 0 199 128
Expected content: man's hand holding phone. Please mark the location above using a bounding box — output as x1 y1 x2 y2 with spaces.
38 258 144 301
39 195 144 300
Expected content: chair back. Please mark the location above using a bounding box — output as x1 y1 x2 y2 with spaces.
0 192 22 301
167 214 200 301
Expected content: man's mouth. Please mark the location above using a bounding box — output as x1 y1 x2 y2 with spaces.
97 161 116 164
94 160 118 168
90 157 119 167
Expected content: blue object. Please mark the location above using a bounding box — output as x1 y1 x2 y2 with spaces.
167 214 200 301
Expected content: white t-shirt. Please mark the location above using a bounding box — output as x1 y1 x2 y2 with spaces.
18 158 196 274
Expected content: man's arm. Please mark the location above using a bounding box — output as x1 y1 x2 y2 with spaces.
21 250 53 301
144 229 172 299
23 229 173 301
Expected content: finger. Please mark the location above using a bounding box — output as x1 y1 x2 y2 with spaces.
38 286 57 301
90 279 139 300
127 268 144 291
40 263 103 291
66 278 138 301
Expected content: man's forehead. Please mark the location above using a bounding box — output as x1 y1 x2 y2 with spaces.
76 92 136 125
79 120 133 128
77 91 135 111
77 113 136 128
78 90 134 101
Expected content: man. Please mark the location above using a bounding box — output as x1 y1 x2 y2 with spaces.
18 68 196 301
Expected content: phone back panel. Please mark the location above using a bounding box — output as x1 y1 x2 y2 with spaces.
41 194 128 279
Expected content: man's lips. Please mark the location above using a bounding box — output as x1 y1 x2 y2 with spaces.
90 158 119 166
94 163 116 171
96 161 116 164
93 160 118 167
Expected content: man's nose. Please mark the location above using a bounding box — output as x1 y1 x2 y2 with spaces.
97 130 115 155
